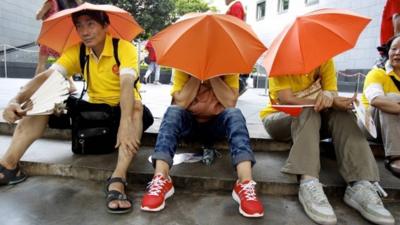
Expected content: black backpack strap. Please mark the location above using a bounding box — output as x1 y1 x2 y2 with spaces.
112 38 141 98
112 38 120 67
79 43 86 74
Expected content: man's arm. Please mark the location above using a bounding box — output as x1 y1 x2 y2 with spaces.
209 77 238 108
36 1 52 20
172 77 201 108
3 69 53 123
277 89 336 112
115 74 142 156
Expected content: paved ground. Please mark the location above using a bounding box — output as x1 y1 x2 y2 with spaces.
1 176 398 225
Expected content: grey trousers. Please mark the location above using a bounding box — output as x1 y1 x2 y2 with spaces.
363 94 400 157
263 108 379 183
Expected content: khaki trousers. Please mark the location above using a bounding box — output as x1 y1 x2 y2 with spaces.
263 108 379 182
365 94 400 157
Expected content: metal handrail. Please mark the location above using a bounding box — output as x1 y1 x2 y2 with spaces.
1 43 39 78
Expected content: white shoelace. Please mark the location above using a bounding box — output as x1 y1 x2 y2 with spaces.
146 176 167 196
305 182 328 204
238 181 257 201
355 182 383 205
373 182 388 198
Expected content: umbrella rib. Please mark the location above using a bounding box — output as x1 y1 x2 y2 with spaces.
157 17 204 64
108 13 129 39
303 17 356 47
107 12 142 40
294 23 308 72
213 17 250 69
61 25 77 53
39 17 75 53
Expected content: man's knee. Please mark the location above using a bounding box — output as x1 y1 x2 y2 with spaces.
14 116 48 140
295 107 321 121
222 108 244 118
161 105 189 124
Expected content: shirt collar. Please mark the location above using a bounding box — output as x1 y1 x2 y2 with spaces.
85 34 113 59
385 61 394 75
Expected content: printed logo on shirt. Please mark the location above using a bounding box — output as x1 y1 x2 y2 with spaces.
112 64 119 76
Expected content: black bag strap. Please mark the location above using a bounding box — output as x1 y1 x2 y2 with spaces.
389 76 400 91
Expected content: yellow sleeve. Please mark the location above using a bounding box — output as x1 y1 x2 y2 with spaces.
319 59 337 91
118 40 139 78
363 68 385 90
269 76 292 92
223 74 239 89
54 45 81 77
171 70 190 95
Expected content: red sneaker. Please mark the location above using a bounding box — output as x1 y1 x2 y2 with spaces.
232 180 264 217
141 173 174 211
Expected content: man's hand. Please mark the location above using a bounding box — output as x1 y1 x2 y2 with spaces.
2 102 30 123
115 119 140 156
314 91 334 112
333 96 356 111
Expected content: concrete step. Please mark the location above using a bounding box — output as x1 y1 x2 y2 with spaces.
0 176 398 225
0 118 386 156
0 135 398 199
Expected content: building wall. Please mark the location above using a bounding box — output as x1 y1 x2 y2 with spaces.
245 0 386 71
0 0 42 47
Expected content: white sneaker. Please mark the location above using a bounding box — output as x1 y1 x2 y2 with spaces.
344 181 395 225
299 179 337 225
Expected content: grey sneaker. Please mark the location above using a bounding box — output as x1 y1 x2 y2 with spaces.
299 180 337 225
344 181 395 225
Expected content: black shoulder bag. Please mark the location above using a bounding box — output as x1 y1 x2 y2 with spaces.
71 39 153 154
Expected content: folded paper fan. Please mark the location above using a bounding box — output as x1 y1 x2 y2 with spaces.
271 104 314 117
26 70 70 116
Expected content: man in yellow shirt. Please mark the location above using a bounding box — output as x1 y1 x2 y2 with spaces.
140 70 264 218
0 10 146 214
260 59 394 225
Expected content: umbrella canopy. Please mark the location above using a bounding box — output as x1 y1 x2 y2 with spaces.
263 8 371 77
38 2 143 53
380 0 400 45
150 13 267 81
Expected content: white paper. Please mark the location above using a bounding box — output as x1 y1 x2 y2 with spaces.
148 153 203 166
26 70 70 116
354 102 377 138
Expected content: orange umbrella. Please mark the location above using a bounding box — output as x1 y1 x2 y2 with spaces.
150 13 267 81
263 8 371 77
38 2 143 53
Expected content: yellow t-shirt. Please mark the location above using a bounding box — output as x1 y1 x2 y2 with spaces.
259 59 337 119
361 66 400 108
53 34 141 106
170 70 239 95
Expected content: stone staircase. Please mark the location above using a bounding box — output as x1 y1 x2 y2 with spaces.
0 117 398 201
